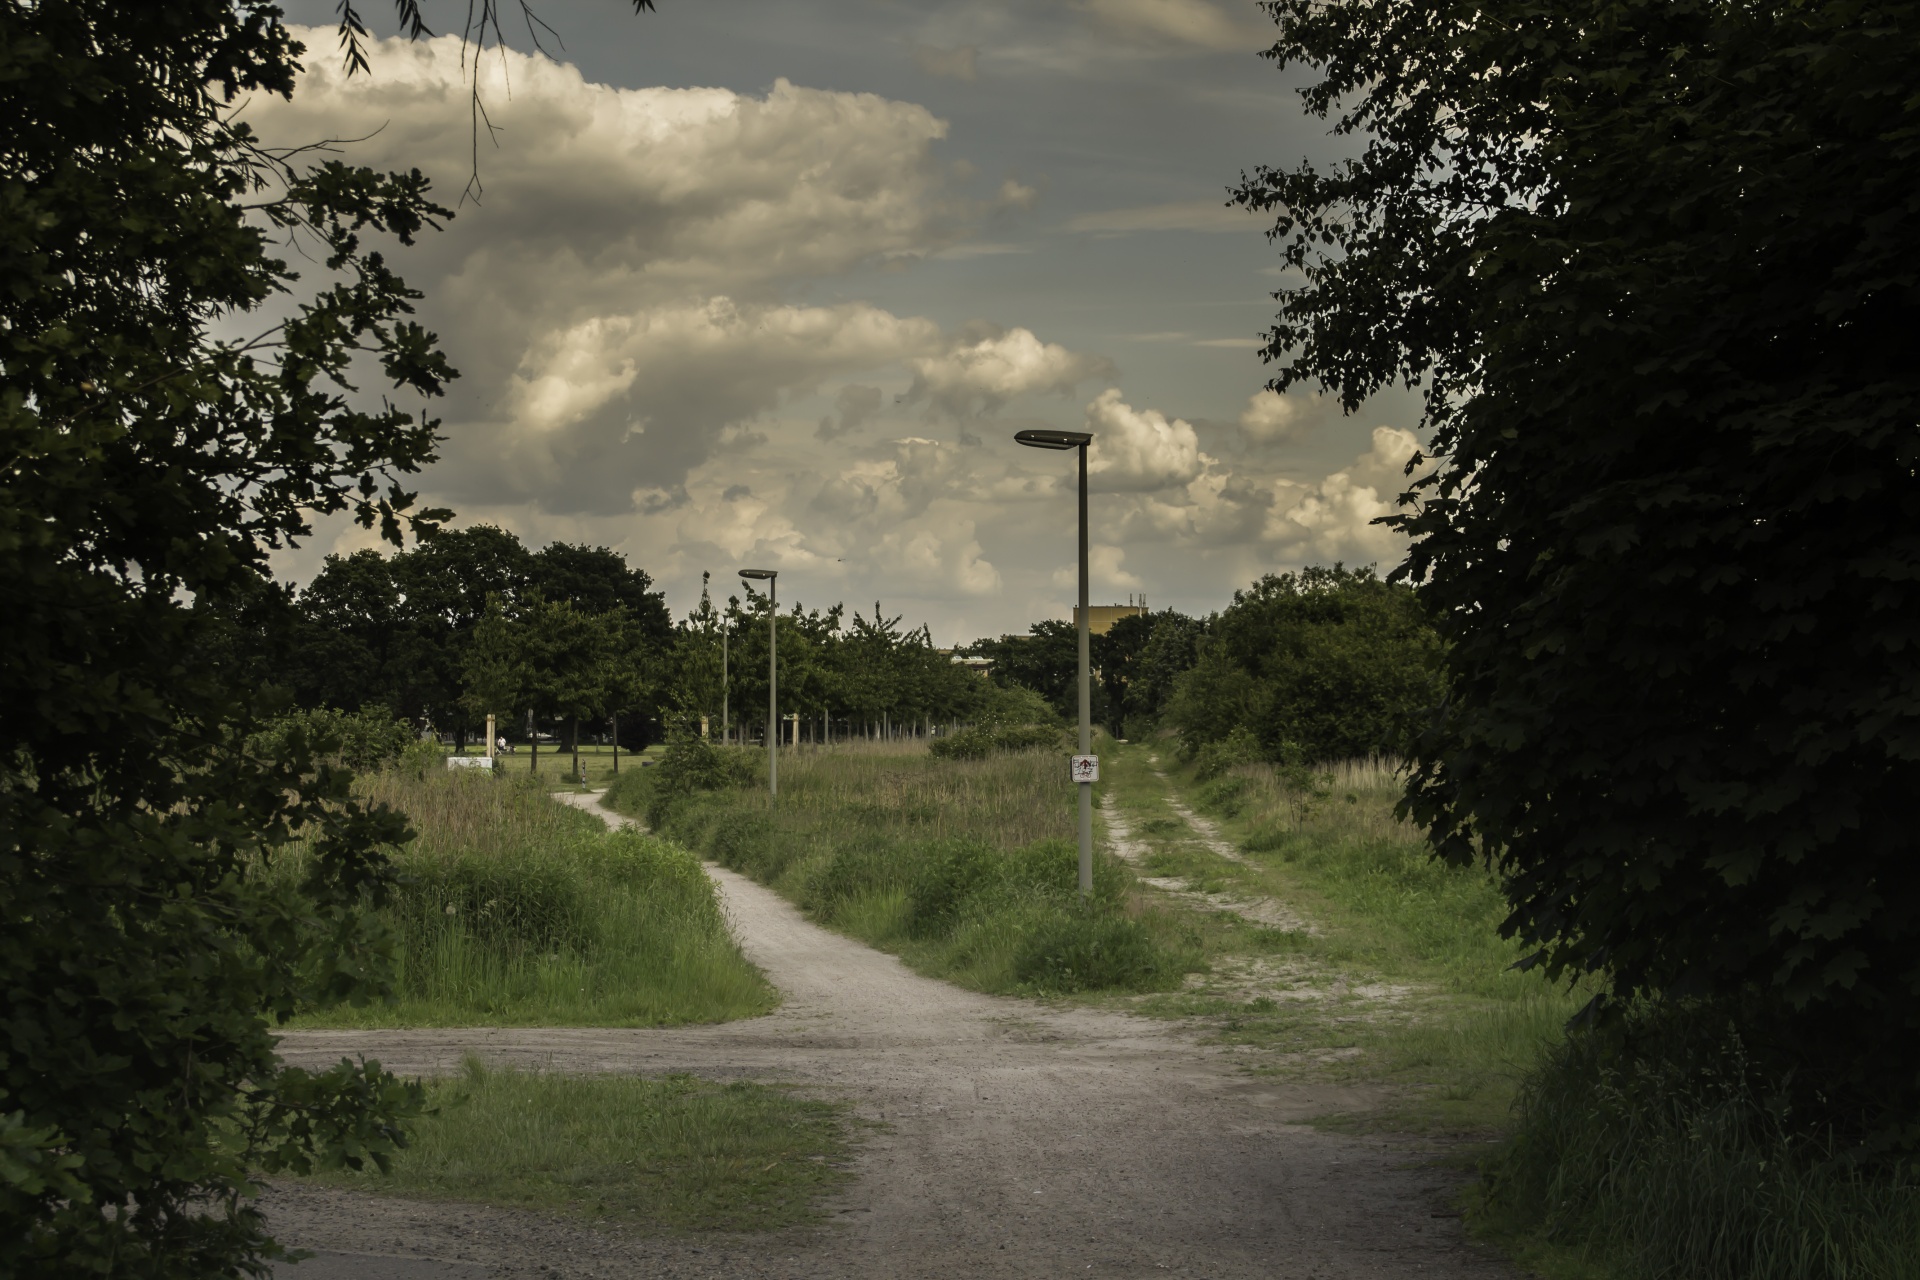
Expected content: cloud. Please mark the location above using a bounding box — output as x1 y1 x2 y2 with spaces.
1237 389 1323 443
1261 427 1423 562
912 43 980 81
1084 389 1206 491
1077 0 1271 53
480 298 943 514
907 327 1115 417
817 384 886 440
1053 544 1143 592
1066 199 1251 234
244 32 980 512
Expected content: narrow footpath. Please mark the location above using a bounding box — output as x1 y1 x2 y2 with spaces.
267 792 1514 1280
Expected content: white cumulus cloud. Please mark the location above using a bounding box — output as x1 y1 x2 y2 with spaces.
1262 427 1423 563
907 327 1115 418
1084 389 1206 491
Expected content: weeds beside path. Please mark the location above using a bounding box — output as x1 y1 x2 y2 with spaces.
271 787 1519 1279
1101 739 1585 1136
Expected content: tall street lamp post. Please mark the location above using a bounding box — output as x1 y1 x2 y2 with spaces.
1013 428 1096 902
739 569 778 800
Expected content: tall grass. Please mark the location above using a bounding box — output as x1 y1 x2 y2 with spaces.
289 769 774 1027
606 742 1199 996
1133 745 1587 1130
1482 1010 1920 1279
1183 752 1920 1277
314 1057 852 1233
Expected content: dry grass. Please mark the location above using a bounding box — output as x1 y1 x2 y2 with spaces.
771 741 1076 850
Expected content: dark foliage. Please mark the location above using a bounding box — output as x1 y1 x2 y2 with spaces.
268 529 667 744
1237 0 1920 1128
1093 609 1200 737
969 619 1109 724
0 2 464 1272
1165 566 1442 763
0 1 650 1273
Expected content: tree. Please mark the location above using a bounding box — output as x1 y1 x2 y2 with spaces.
970 620 1094 723
1236 0 1920 1123
1093 609 1194 738
0 3 643 1274
1165 567 1442 762
529 541 671 643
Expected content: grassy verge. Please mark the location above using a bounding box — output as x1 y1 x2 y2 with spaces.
289 767 775 1027
1097 739 1587 1137
446 741 665 790
1138 744 1920 1279
605 740 1203 997
1467 1004 1920 1280
308 1058 853 1233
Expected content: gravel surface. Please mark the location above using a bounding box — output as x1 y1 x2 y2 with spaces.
268 791 1514 1280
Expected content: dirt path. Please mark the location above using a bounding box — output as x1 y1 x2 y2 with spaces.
1102 793 1315 933
269 792 1511 1280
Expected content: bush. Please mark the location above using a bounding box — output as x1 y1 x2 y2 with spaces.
928 728 994 760
929 723 1064 761
641 734 759 826
1189 726 1264 781
1013 913 1175 994
906 840 1007 936
252 703 416 773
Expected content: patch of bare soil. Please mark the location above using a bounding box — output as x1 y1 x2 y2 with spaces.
1104 793 1315 934
269 792 1511 1280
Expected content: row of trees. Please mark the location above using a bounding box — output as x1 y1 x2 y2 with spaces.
967 566 1441 763
215 527 1004 763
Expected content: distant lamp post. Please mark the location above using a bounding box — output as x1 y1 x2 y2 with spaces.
738 569 779 800
1013 428 1096 902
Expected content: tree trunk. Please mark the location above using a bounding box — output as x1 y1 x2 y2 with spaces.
571 716 581 782
612 711 619 774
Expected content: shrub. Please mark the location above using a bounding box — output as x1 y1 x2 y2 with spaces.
929 723 1064 761
1189 725 1265 781
1013 913 1175 994
252 703 415 773
640 735 759 826
906 840 1007 937
928 728 994 760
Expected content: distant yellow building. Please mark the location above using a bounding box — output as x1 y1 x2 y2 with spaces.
1073 599 1148 636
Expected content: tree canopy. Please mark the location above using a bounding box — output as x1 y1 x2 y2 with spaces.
1237 0 1920 1124
1163 567 1441 762
0 2 638 1274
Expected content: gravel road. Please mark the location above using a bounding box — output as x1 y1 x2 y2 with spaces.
268 792 1514 1280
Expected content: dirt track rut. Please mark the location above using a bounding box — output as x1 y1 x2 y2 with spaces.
267 791 1511 1280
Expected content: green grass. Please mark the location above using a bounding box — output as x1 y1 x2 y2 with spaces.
288 768 775 1027
310 1058 854 1233
1099 740 1587 1137
446 740 665 790
1474 1007 1920 1280
604 740 1202 997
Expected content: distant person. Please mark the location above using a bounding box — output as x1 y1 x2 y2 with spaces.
497 735 510 755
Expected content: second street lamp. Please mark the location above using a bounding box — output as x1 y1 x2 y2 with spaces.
1013 427 1096 902
738 569 778 800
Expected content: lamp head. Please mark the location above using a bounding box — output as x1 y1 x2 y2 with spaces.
738 569 777 580
1014 429 1093 450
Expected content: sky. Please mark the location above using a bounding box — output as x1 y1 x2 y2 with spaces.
256 0 1425 643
